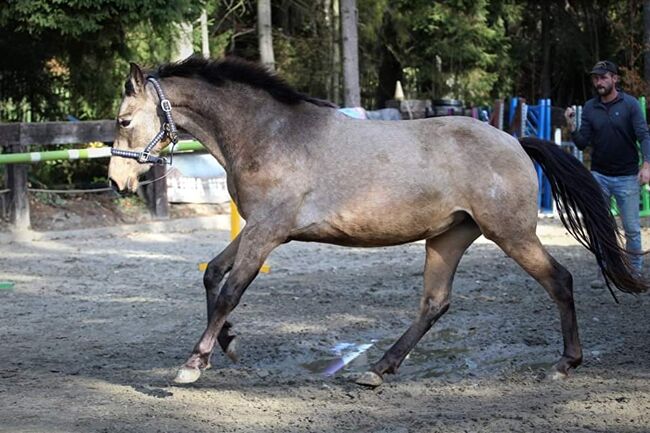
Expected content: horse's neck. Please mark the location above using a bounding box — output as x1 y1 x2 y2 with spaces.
164 78 298 170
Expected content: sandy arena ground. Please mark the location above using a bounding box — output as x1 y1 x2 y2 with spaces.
0 217 649 432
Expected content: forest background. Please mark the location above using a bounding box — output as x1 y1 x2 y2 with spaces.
2 0 650 187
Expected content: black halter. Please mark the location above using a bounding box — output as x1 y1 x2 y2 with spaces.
110 77 179 165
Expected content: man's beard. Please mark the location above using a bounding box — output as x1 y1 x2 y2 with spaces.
596 84 613 96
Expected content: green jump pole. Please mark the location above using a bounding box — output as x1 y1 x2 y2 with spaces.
617 97 650 217
0 147 111 164
0 140 205 165
162 140 205 154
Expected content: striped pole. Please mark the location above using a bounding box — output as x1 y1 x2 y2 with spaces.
0 147 112 164
0 140 205 165
574 105 583 162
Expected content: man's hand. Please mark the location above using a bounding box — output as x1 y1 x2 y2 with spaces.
639 161 650 185
564 107 577 132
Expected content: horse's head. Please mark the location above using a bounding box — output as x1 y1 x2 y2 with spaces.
108 63 172 192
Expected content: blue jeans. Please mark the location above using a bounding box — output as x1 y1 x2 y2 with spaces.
592 171 643 273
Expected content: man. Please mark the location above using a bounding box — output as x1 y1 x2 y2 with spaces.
565 60 650 273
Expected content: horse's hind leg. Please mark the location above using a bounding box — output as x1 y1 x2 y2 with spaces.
356 218 481 387
203 235 241 362
492 233 582 378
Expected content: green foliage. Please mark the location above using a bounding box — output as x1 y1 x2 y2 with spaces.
0 0 203 121
113 195 148 218
0 0 201 37
380 0 518 105
33 191 66 207
30 153 109 188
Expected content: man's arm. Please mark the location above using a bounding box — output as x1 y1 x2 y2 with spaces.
630 99 650 183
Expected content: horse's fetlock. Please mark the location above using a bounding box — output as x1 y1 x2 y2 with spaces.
186 353 209 370
565 351 583 366
196 344 212 360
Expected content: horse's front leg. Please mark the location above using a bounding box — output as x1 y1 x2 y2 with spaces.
203 235 241 362
175 223 285 384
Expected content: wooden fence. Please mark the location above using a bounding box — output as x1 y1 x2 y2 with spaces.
0 120 188 230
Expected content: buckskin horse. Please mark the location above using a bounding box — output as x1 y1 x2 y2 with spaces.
107 56 647 387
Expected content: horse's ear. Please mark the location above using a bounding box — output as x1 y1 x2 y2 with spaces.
125 62 145 96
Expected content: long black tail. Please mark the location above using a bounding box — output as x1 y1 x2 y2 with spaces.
519 136 648 296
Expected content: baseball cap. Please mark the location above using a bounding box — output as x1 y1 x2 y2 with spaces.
590 60 618 75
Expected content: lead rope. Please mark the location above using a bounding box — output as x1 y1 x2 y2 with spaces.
138 166 178 187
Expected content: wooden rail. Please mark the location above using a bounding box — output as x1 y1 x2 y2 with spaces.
0 120 116 146
0 120 193 229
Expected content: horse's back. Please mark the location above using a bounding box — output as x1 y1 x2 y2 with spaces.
316 114 537 203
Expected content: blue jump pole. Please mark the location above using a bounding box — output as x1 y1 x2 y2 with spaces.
541 99 553 212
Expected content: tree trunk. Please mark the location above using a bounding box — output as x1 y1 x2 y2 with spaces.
257 0 275 71
158 19 195 218
376 12 403 109
172 21 194 62
323 0 333 101
540 4 552 98
331 0 342 105
341 0 360 107
200 9 210 59
643 0 650 87
6 143 30 230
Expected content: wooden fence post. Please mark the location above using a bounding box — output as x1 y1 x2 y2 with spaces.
144 164 169 219
6 142 30 229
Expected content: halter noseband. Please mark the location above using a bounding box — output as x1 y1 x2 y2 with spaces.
110 77 179 165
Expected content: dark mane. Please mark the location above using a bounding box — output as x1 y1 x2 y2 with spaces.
154 56 337 108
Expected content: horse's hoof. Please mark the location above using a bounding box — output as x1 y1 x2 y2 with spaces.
354 371 383 388
226 337 239 363
548 355 579 381
174 366 202 384
546 368 568 381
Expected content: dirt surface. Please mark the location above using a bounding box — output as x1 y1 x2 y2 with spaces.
0 192 228 232
1 216 649 433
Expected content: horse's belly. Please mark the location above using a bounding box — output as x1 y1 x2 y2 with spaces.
289 210 461 247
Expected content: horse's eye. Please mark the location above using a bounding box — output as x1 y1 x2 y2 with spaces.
119 119 131 128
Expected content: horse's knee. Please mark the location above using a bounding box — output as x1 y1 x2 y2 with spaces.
203 261 228 292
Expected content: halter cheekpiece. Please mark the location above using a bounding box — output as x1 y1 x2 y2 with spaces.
110 77 179 165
